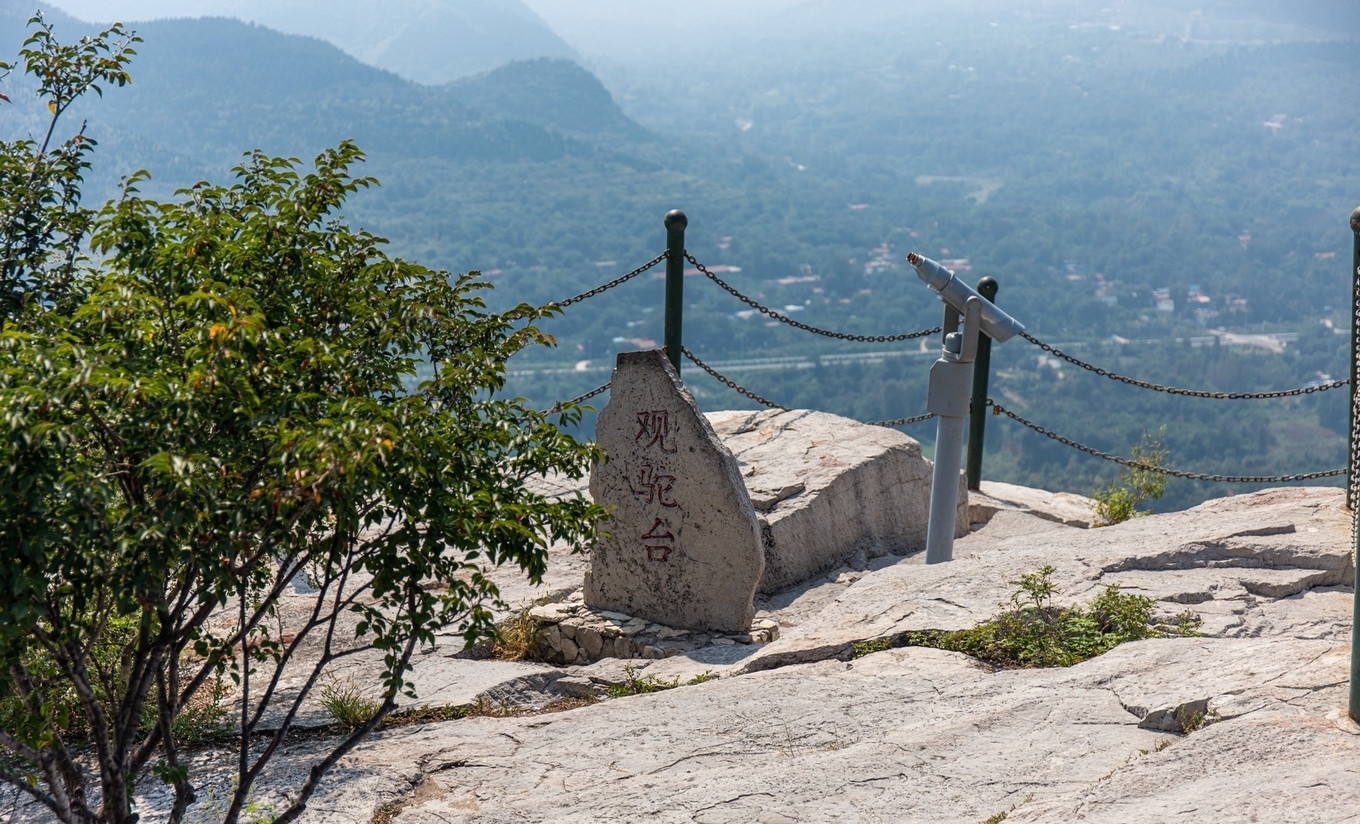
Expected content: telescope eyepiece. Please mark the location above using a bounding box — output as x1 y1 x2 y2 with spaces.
904 252 1025 343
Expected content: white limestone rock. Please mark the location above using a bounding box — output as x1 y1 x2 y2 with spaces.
21 486 1353 824
707 408 968 593
969 479 1098 528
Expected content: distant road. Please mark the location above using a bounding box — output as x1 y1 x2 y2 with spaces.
507 331 1304 379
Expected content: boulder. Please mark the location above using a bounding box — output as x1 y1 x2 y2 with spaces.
707 408 968 593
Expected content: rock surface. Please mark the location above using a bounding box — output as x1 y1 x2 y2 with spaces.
585 350 764 632
969 479 1098 528
708 408 968 593
12 486 1359 824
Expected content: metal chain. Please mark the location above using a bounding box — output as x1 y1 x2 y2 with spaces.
1020 332 1348 399
866 412 936 427
682 346 788 410
552 252 668 308
682 346 933 427
544 381 610 415
686 252 941 344
989 400 1345 483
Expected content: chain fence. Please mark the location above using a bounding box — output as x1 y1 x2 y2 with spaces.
551 252 667 309
536 249 1353 489
1020 332 1348 399
681 346 789 411
682 346 934 428
686 252 942 344
544 381 611 415
988 400 1346 483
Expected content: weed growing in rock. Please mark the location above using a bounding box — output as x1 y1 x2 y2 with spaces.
857 565 1201 668
851 637 893 658
687 670 719 685
492 608 548 662
368 801 404 824
1092 428 1169 525
319 675 381 732
182 778 278 824
1140 738 1174 755
1177 705 1221 733
978 793 1033 823
605 664 682 697
170 675 231 744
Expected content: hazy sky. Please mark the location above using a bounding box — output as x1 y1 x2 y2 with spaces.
48 0 810 74
50 0 802 36
52 0 802 18
44 0 1360 77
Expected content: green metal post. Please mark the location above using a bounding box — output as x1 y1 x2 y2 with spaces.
664 209 687 373
965 276 998 490
1349 206 1360 723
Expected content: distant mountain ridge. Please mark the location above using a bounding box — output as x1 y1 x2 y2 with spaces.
48 0 579 84
0 7 654 208
447 59 649 140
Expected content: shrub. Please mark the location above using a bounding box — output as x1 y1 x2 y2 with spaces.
1092 428 1170 525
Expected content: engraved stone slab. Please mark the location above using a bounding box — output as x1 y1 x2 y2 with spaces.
584 349 764 632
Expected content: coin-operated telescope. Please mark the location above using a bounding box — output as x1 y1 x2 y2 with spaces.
906 252 1025 563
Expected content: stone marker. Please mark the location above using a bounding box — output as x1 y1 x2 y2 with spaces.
584 349 764 632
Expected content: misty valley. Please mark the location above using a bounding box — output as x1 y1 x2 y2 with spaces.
3 0 1357 512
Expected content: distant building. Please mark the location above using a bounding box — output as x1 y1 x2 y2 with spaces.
1152 287 1174 313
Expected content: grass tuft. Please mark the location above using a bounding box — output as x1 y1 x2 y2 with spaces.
491 608 548 662
319 674 381 731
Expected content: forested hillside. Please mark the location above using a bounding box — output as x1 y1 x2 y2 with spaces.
1 0 1357 511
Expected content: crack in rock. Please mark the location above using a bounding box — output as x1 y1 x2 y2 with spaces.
691 791 777 815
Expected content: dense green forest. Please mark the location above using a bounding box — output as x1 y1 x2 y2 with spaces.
3 0 1358 511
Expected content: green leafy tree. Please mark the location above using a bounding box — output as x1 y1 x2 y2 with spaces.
0 19 603 824
0 13 139 323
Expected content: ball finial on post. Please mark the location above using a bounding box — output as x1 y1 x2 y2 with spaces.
665 209 688 232
976 276 999 302
1349 206 1360 235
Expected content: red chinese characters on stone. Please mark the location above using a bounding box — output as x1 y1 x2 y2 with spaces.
635 409 678 454
641 517 675 562
634 409 679 562
631 463 678 507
